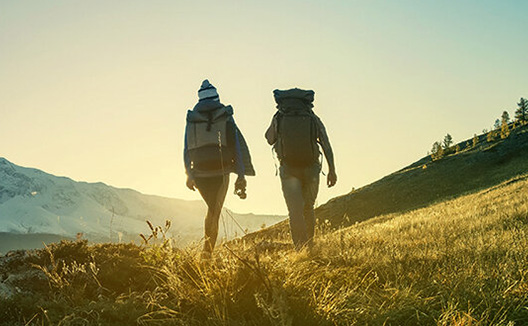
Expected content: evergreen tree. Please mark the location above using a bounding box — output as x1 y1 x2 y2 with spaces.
500 111 511 139
516 97 528 124
494 119 501 130
443 134 453 149
501 111 510 124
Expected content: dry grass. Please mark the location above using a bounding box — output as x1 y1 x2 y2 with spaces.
2 175 528 325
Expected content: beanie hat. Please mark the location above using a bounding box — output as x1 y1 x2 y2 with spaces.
198 79 220 102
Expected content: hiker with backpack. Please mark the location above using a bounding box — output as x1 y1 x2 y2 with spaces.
184 80 255 257
265 88 337 250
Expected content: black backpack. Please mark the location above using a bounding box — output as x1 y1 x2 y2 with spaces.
273 89 320 167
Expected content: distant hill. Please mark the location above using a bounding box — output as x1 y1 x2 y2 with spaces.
249 123 528 240
0 158 283 253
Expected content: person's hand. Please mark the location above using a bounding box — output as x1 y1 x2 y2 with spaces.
186 176 196 191
235 176 247 189
234 176 247 199
327 170 337 188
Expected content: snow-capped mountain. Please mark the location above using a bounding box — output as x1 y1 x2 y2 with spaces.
0 157 283 251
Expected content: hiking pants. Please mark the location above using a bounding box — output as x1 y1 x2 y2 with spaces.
194 174 230 254
279 163 320 250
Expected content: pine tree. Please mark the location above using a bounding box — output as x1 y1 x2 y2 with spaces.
500 111 511 139
515 97 528 124
443 134 453 149
501 111 510 124
494 119 501 130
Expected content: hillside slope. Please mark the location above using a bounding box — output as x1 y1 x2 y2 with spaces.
1 173 527 325
249 124 528 240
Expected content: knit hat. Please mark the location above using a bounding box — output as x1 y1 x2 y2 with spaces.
198 79 220 102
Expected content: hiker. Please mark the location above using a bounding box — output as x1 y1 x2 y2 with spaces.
184 79 255 257
265 88 337 250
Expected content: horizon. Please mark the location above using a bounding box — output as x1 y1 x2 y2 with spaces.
2 1 528 215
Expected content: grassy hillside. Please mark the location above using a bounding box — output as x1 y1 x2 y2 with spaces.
248 123 528 241
2 174 528 325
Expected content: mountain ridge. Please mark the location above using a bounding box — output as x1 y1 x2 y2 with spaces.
0 157 283 252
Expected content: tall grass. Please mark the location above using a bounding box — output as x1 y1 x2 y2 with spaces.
2 175 528 325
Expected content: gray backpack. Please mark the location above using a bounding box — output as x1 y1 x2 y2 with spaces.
273 89 320 167
186 106 234 172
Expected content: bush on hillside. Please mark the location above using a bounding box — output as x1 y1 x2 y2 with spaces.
487 130 496 142
501 120 510 139
472 134 478 147
431 141 444 161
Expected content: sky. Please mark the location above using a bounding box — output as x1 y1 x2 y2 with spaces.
1 0 527 215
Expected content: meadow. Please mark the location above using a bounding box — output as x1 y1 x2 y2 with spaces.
2 174 528 325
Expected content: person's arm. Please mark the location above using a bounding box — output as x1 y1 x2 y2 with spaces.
315 115 337 187
229 117 245 178
183 124 196 191
229 117 247 195
265 115 278 145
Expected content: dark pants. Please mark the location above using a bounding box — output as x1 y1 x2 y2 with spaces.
279 163 320 250
194 174 230 254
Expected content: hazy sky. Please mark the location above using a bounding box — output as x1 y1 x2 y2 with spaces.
1 1 527 215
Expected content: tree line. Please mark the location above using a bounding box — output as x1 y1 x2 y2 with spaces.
430 97 528 161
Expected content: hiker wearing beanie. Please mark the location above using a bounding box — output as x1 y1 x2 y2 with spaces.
184 80 255 257
265 88 337 250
